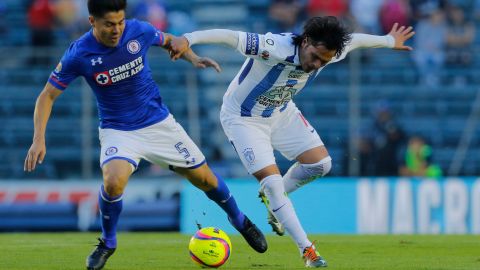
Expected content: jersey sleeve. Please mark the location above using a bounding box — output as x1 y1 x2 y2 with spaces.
48 45 81 91
332 33 395 63
236 32 283 65
140 20 166 47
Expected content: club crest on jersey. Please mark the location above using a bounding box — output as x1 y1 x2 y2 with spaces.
127 40 141 54
105 147 118 156
94 72 111 85
242 148 255 165
91 57 103 66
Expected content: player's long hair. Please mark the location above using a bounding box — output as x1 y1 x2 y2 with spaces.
88 0 127 18
293 16 351 58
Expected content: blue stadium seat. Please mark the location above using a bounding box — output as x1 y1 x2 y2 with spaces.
1 0 480 177
0 203 78 231
89 200 180 231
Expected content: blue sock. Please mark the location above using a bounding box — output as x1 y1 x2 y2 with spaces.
205 173 246 230
98 185 123 249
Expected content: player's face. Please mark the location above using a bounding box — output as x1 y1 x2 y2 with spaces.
299 38 336 73
89 10 126 47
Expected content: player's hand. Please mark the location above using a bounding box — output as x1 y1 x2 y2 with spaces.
24 139 46 172
388 23 415 51
169 36 190 61
193 57 222 73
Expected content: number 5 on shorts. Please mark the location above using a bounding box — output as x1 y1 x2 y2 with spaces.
175 142 191 159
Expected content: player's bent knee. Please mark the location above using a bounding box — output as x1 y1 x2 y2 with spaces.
101 160 132 196
302 155 332 179
318 156 332 177
103 172 128 196
103 178 126 197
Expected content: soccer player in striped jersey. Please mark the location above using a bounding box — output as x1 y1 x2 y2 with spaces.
170 16 415 267
23 1 267 269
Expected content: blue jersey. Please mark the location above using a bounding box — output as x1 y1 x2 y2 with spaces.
48 19 169 131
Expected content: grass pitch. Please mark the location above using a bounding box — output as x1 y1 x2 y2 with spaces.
0 233 478 270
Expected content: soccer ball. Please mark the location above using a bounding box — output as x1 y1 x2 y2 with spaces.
188 227 232 268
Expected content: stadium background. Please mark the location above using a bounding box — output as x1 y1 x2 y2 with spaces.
0 0 479 235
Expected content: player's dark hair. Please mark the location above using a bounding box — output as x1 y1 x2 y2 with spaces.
293 16 351 58
88 0 127 18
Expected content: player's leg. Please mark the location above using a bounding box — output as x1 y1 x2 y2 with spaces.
175 164 245 229
144 114 267 253
283 146 332 193
272 107 332 194
87 159 134 270
221 109 317 257
268 106 328 267
256 166 327 267
175 164 267 253
99 159 133 247
254 167 307 247
87 129 140 270
221 112 286 235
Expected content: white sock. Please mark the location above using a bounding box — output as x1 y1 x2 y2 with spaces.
283 156 332 193
261 174 311 253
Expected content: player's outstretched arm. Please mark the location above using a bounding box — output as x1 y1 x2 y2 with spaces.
169 29 239 60
162 33 221 72
388 22 415 51
24 82 62 172
345 23 415 56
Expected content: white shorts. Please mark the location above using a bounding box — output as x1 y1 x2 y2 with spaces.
220 103 324 174
99 114 206 170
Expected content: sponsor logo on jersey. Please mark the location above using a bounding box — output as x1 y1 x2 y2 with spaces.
127 40 141 54
285 79 298 87
266 38 274 46
245 33 259 55
256 81 299 107
288 70 305 79
105 147 118 156
91 57 103 66
243 148 255 165
94 71 111 85
93 56 144 86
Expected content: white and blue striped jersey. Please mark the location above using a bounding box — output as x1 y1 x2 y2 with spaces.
222 32 345 117
222 32 392 117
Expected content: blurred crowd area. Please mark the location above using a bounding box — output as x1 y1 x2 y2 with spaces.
1 0 480 179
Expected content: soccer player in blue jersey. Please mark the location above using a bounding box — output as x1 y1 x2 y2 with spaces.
170 17 415 267
23 1 267 269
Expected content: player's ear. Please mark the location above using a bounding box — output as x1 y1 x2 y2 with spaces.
302 36 309 48
88 16 95 27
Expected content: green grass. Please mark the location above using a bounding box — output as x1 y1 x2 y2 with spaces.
0 233 478 270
